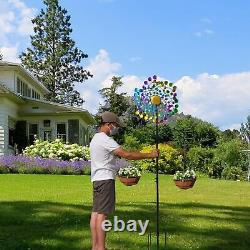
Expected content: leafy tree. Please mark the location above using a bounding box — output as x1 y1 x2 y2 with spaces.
126 123 172 145
122 96 147 128
20 0 91 106
98 76 129 116
221 129 241 142
194 121 219 147
172 116 197 150
240 115 250 143
172 116 219 150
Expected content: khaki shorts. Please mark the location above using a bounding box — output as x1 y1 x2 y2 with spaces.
92 179 115 215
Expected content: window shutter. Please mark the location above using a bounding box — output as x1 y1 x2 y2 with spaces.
68 119 79 144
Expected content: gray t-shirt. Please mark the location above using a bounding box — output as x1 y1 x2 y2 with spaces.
90 132 120 182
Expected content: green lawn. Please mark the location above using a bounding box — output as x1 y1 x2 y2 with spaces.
0 173 249 250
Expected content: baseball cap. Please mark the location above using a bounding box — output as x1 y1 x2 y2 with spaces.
101 111 125 127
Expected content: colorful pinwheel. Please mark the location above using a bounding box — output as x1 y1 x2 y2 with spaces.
133 75 178 123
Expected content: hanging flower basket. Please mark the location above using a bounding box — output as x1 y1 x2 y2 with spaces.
118 166 141 186
174 178 196 189
173 170 197 190
119 176 141 186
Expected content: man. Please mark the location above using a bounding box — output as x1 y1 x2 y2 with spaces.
90 111 159 250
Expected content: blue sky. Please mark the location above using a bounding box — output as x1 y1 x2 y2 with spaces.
1 0 250 129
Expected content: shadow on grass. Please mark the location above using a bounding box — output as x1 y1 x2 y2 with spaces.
0 201 249 250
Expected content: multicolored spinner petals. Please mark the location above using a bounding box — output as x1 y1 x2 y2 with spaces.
133 75 179 123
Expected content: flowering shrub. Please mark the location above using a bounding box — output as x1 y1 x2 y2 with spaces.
118 166 141 178
139 144 183 174
173 169 196 180
0 155 90 175
23 139 90 161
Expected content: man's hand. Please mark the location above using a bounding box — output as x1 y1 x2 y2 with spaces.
148 150 160 158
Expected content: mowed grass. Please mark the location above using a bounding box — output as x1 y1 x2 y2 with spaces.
0 173 249 250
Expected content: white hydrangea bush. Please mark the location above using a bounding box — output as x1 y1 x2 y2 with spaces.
23 139 90 161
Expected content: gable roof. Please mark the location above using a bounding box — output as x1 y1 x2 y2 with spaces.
0 61 50 94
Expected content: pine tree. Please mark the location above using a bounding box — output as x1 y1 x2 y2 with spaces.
0 54 3 61
20 0 92 106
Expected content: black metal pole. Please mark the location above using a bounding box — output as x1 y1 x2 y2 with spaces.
155 106 159 250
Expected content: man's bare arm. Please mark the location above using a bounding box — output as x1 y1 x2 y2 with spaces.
113 147 159 160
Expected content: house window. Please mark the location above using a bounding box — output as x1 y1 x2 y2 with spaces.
44 120 50 127
29 124 38 144
17 77 41 99
57 123 66 142
17 78 21 93
32 89 41 100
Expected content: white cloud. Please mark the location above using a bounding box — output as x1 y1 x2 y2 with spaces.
87 49 121 82
77 49 121 113
8 0 36 36
0 0 36 61
0 11 15 35
176 72 250 129
0 45 20 62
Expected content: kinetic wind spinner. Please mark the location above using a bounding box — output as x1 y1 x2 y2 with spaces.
133 75 179 123
133 75 179 250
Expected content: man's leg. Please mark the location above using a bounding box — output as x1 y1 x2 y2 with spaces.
90 212 98 250
96 213 107 250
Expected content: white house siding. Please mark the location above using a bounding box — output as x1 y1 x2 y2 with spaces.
0 103 5 156
0 98 19 155
20 115 89 145
0 70 15 91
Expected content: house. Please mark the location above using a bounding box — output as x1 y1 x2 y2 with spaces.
0 61 95 156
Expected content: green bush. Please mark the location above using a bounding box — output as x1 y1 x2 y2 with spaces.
207 161 225 179
138 144 183 174
214 139 247 168
221 166 246 181
23 139 90 161
187 147 214 173
206 139 248 179
126 124 172 145
122 135 143 151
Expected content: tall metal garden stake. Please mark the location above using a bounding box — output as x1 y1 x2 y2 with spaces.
134 76 178 249
150 95 161 250
155 105 160 249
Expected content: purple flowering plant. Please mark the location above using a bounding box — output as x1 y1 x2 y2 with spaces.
0 155 91 175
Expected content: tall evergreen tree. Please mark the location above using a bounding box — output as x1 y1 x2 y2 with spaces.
20 0 92 106
0 54 3 61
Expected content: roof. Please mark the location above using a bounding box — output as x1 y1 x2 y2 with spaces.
0 61 50 94
0 82 25 103
0 61 95 125
22 97 96 125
